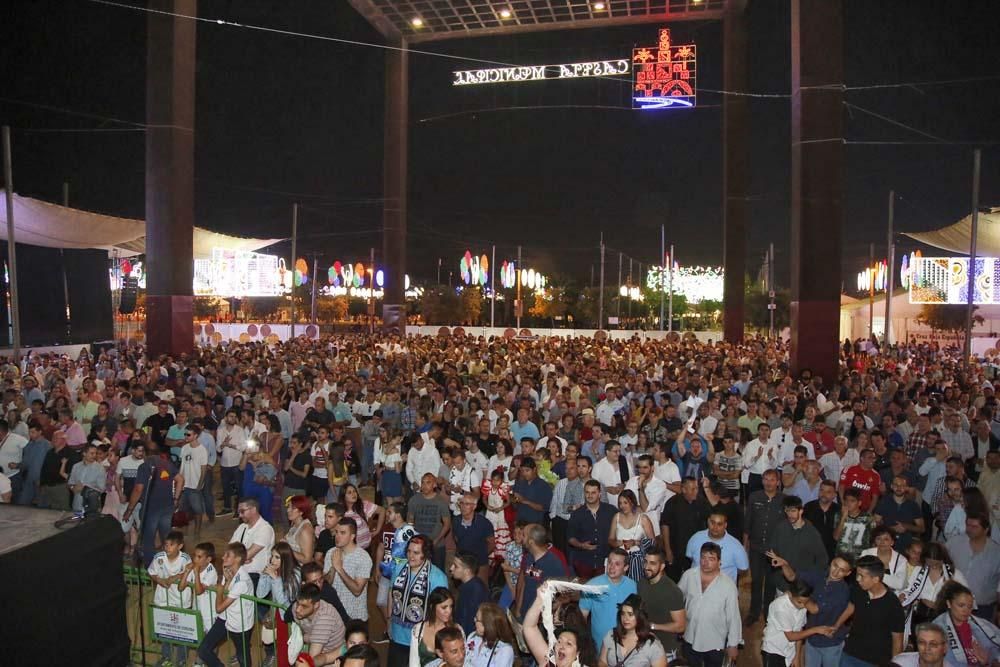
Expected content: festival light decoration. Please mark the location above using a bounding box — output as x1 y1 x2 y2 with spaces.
294 258 309 287
645 265 723 303
500 261 516 289
458 250 489 286
632 28 697 110
907 255 999 305
857 260 888 293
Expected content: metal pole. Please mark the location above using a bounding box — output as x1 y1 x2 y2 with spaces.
490 244 496 328
369 246 375 334
437 258 442 285
769 242 775 339
2 127 21 362
964 149 982 364
628 257 633 325
516 245 522 330
667 245 674 333
659 225 665 331
310 256 319 324
599 233 605 330
869 242 875 338
617 252 623 324
61 182 72 340
290 203 298 338
885 191 895 346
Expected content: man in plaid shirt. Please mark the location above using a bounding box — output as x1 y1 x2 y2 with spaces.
903 414 933 462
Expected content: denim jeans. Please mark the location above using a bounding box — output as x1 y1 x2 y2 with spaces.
220 465 241 512
804 642 843 667
197 618 253 667
141 505 174 567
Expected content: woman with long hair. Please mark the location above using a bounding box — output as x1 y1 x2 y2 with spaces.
598 594 667 667
524 582 598 667
932 581 1000 664
488 439 515 483
608 490 655 582
342 482 385 550
899 542 970 632
465 601 516 667
409 587 462 667
283 494 316 566
256 541 302 666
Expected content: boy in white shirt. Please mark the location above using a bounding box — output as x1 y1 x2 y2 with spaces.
196 542 256 667
761 578 835 667
179 426 209 537
179 542 218 667
147 530 192 667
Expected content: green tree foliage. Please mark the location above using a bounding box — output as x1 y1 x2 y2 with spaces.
916 304 983 333
460 287 484 325
419 286 463 325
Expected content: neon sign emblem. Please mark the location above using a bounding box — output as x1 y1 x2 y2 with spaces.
632 29 697 110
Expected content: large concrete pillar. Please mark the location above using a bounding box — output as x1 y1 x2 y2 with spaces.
790 0 843 382
722 1 748 343
381 40 408 333
145 0 195 357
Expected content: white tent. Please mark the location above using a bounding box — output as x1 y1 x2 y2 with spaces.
0 190 282 258
903 207 1000 256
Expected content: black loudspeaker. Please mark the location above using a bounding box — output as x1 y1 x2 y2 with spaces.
119 276 139 314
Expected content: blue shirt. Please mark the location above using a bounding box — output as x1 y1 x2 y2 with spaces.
511 421 541 446
581 438 605 461
388 561 448 645
520 549 568 617
568 502 618 569
685 530 749 581
579 575 638 648
512 477 552 524
455 577 491 636
21 438 52 482
788 478 822 505
453 513 495 566
799 569 850 647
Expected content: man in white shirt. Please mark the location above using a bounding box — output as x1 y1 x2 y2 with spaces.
445 449 482 515
196 543 255 667
229 497 275 576
653 441 682 500
592 440 633 507
819 436 860 489
625 454 668 535
179 425 209 536
0 419 29 501
324 518 373 622
595 387 624 427
537 421 568 457
405 433 442 493
742 423 779 494
768 413 795 453
678 542 742 665
215 409 247 516
696 403 718 438
779 423 816 468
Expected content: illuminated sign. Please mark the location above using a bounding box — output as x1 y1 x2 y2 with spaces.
460 251 489 286
632 29 697 109
908 256 998 305
646 265 723 303
194 248 283 297
857 260 888 293
452 59 630 86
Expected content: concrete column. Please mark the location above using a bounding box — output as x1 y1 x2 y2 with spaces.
381 40 408 333
145 0 195 357
790 0 844 382
722 1 748 343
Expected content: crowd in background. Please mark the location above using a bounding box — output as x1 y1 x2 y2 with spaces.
1 332 1000 667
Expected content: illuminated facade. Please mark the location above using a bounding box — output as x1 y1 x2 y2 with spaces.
646 265 723 303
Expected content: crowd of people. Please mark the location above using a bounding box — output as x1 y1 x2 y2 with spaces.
1 332 1000 667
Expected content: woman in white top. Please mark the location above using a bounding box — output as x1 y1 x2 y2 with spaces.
860 526 906 590
464 602 516 667
898 542 969 630
487 439 515 483
608 490 654 583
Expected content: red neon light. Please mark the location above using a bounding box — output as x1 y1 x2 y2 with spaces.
632 28 697 110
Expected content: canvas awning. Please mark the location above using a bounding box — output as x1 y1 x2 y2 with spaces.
903 207 1000 256
0 190 282 259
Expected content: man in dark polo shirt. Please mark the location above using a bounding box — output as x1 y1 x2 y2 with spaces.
452 492 495 582
804 480 841 559
568 479 618 578
743 468 785 625
516 523 568 618
872 475 925 553
639 547 687 661
660 477 711 582
512 458 552 527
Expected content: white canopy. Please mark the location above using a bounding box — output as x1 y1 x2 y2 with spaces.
903 207 1000 256
0 190 282 259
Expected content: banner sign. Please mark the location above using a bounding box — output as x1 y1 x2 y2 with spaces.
149 605 204 647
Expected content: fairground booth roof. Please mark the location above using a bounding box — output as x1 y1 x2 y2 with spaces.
347 0 727 42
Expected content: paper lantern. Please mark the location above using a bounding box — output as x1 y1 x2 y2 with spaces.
520 269 528 286
527 269 536 289
405 274 411 290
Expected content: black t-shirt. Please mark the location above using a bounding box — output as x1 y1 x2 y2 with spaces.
475 433 498 458
714 500 744 539
284 451 311 490
660 494 712 555
143 413 176 447
40 447 79 486
316 528 335 559
843 587 905 666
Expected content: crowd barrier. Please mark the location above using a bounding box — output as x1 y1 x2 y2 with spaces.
125 565 293 666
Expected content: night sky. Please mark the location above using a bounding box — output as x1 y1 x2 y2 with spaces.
3 0 999 294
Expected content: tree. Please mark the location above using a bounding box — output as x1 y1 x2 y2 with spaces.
244 297 283 320
529 286 572 321
459 287 484 325
193 297 221 320
419 286 462 325
916 304 983 334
